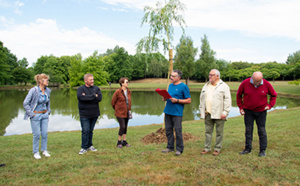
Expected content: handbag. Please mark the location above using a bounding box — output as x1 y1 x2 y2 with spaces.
122 90 132 119
128 110 132 119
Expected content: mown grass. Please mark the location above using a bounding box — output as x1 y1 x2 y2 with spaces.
100 80 300 96
0 108 299 185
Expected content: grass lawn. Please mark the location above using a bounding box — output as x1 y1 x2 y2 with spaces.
100 79 300 97
0 108 299 185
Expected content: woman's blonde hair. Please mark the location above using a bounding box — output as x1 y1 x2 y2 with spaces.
34 73 49 85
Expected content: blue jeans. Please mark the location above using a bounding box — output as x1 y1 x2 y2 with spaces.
80 117 98 149
30 113 49 154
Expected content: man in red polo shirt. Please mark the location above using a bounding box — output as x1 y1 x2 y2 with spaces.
237 71 277 157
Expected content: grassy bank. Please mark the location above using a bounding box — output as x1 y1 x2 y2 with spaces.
100 80 300 97
1 79 300 97
0 108 299 185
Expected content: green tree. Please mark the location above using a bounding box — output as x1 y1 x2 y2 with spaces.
137 0 186 86
231 61 252 70
17 58 29 68
131 53 147 79
12 66 32 85
69 54 85 87
195 34 216 81
33 56 48 74
238 68 253 81
146 52 168 78
286 50 300 65
289 62 300 80
0 41 11 85
174 35 197 86
0 41 18 85
104 46 132 82
82 51 109 86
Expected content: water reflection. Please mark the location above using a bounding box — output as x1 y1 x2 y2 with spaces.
1 89 299 136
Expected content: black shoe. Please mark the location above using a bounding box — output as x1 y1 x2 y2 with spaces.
117 140 123 148
0 164 5 167
259 150 266 157
239 149 251 155
122 140 131 147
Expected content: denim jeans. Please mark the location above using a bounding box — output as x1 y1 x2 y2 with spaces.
30 113 49 154
164 114 184 153
204 114 225 152
244 109 267 151
80 117 98 149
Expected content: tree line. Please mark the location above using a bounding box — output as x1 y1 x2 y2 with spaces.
0 37 299 87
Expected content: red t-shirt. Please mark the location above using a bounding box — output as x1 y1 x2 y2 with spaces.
236 78 277 112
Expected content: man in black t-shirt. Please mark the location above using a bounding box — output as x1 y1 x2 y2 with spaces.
77 73 102 155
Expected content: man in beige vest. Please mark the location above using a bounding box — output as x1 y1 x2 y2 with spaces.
199 69 231 155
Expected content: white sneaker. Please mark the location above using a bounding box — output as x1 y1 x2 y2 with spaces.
42 151 51 157
34 152 41 159
79 148 87 155
88 146 97 152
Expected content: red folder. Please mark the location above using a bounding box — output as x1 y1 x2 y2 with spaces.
155 88 172 99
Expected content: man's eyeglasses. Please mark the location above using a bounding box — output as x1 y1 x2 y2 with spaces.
170 75 177 78
209 74 215 77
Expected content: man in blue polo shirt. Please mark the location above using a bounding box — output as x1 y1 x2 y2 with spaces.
162 69 191 156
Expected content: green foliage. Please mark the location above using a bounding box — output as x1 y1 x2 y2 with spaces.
12 66 32 85
131 54 147 79
0 41 18 85
174 35 197 85
286 50 300 65
137 0 186 53
288 80 300 86
69 52 109 87
231 61 252 70
194 34 216 81
69 54 85 87
103 46 132 82
147 52 168 78
33 55 71 84
82 51 109 86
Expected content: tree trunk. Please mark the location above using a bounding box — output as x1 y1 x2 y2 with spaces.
163 49 173 129
186 77 189 86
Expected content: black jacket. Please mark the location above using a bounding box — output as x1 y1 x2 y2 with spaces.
77 85 102 118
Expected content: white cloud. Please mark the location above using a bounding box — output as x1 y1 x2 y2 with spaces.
0 18 135 66
103 0 300 41
215 47 287 63
184 0 300 41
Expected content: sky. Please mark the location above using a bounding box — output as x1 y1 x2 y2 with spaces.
0 0 299 67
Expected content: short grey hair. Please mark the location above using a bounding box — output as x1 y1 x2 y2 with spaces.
173 69 183 78
211 69 221 78
84 73 93 80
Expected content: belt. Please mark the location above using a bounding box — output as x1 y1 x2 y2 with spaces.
34 110 47 114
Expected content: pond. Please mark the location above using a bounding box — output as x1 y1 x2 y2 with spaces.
1 88 299 136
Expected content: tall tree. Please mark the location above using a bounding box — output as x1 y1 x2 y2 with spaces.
69 54 85 87
137 0 186 88
103 46 132 82
0 41 18 85
174 35 197 86
82 51 109 85
131 53 147 80
286 50 300 65
195 34 216 82
0 41 11 85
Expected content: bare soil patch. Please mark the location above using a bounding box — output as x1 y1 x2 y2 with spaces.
141 127 199 144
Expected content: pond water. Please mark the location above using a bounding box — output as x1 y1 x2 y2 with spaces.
1 88 299 136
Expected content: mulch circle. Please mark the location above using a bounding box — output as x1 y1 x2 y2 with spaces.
141 127 198 145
